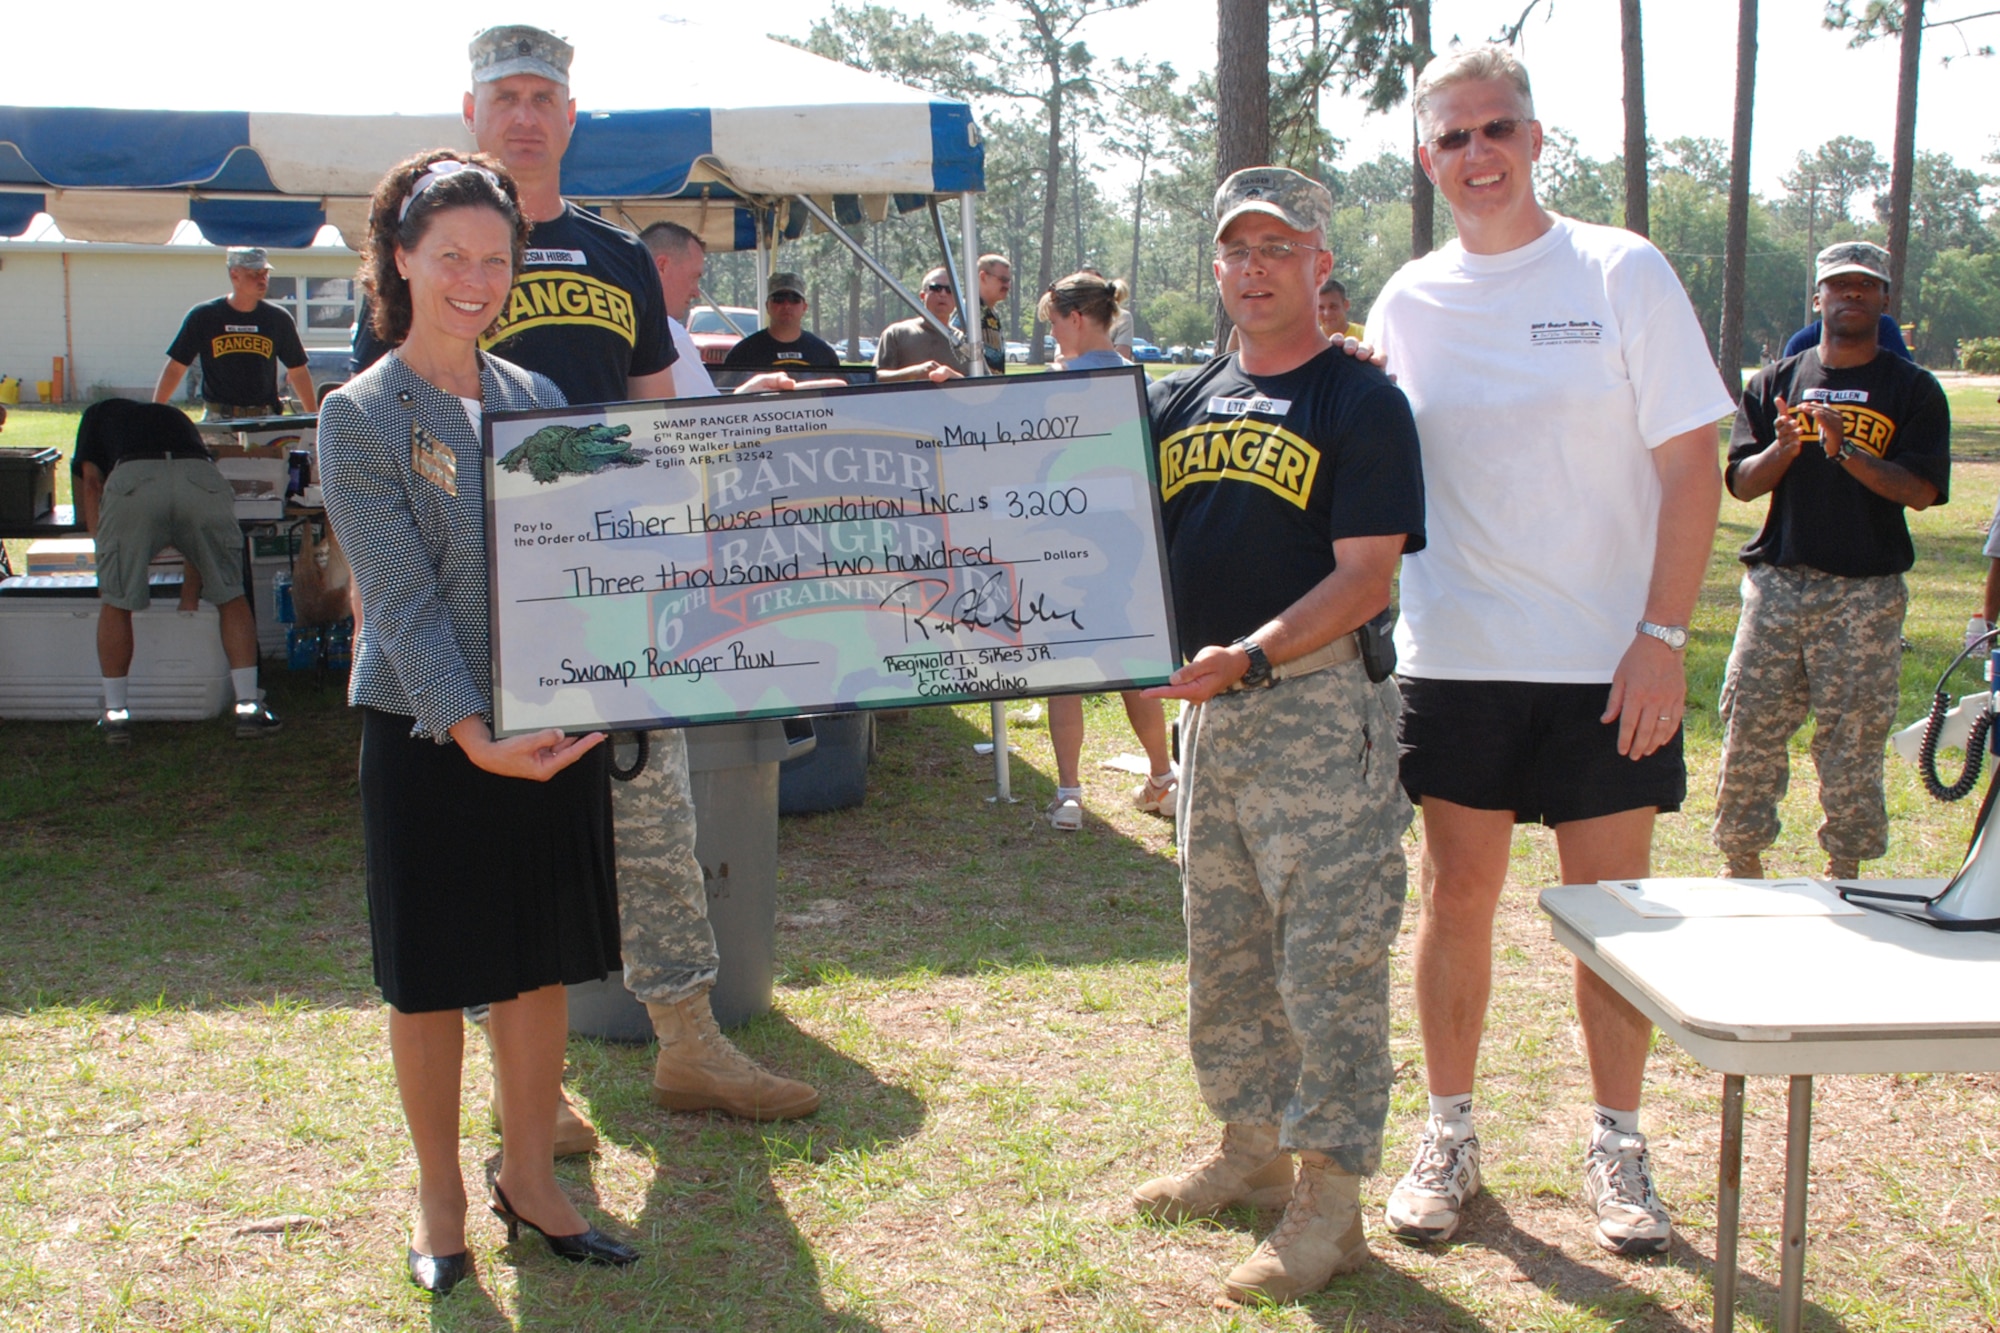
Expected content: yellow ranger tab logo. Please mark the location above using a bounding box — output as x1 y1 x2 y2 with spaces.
1158 418 1320 508
483 270 637 349
211 333 275 358
1792 404 1896 459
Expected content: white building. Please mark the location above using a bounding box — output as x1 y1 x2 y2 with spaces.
0 238 361 403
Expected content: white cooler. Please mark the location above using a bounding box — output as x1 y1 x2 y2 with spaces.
0 599 231 719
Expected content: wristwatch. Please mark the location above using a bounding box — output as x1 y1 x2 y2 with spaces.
1636 620 1689 651
1837 441 1868 464
1234 637 1273 688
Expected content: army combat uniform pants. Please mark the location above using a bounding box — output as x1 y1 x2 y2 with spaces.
1178 659 1409 1174
610 729 719 1004
1714 563 1906 864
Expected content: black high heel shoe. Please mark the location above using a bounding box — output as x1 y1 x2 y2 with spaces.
489 1183 639 1267
406 1246 471 1296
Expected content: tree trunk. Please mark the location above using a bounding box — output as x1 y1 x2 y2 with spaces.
1620 0 1649 237
846 260 863 361
1128 149 1148 324
1410 1 1435 259
1033 74 1063 365
1215 0 1269 346
1719 0 1757 373
1885 0 1922 321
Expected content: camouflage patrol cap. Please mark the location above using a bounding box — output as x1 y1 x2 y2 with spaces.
225 247 271 271
1213 166 1333 241
767 271 807 300
1816 240 1892 286
470 25 572 86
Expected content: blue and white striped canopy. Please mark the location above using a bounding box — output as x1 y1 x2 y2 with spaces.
0 15 982 252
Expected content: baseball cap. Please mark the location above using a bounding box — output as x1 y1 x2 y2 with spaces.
225 247 271 271
767 272 807 300
470 25 573 86
1816 241 1892 286
1213 167 1333 241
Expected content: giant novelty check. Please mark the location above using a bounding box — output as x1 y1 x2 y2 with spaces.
483 367 1179 735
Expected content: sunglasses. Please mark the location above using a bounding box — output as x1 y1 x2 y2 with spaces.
1426 117 1526 153
769 292 805 305
924 283 953 293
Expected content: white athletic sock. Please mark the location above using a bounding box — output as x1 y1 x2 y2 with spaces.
230 667 259 704
103 676 129 711
1055 785 1082 802
1430 1093 1474 1127
1593 1104 1640 1138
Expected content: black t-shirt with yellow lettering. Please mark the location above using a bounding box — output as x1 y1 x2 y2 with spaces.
165 298 307 409
1728 348 1951 576
1147 346 1426 655
478 202 675 407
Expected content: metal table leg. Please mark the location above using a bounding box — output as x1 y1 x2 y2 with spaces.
1778 1074 1813 1333
987 700 1013 803
1713 1073 1745 1332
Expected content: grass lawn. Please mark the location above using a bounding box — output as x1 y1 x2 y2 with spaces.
2 384 1999 1330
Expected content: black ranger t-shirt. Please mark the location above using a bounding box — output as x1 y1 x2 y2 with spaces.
477 202 676 406
72 398 211 477
721 328 841 370
1148 346 1427 655
1728 348 1951 577
165 297 307 409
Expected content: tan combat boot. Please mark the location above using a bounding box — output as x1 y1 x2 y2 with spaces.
1223 1151 1370 1304
1131 1123 1295 1222
1725 852 1763 879
646 993 819 1120
1825 857 1860 881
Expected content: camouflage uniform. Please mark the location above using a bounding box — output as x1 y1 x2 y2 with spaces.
610 729 717 1003
1179 660 1410 1173
1714 564 1905 863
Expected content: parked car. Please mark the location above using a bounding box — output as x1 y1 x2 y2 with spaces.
1004 340 1031 364
687 305 762 364
1130 339 1168 363
1191 342 1216 364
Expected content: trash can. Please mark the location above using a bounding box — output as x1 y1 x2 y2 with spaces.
779 711 876 815
568 718 814 1040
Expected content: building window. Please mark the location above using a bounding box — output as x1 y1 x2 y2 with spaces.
266 276 359 338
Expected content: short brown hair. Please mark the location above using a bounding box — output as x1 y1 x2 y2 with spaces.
359 149 527 348
639 220 705 259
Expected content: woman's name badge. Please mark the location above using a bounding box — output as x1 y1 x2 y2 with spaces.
411 423 458 496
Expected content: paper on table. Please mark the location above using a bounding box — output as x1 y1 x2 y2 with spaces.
1597 877 1866 918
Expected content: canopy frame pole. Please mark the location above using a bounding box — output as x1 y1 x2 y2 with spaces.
789 193 965 351
926 198 974 356
953 190 1011 805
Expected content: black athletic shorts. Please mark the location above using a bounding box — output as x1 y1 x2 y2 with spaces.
1395 677 1685 826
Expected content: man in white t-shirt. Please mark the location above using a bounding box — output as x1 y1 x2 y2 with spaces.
641 221 720 398
1366 45 1730 1257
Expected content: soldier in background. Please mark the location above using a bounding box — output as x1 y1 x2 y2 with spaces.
1715 241 1949 881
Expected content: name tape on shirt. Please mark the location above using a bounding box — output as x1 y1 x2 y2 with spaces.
1800 387 1869 405
1157 419 1320 509
211 333 275 358
524 248 587 266
223 324 261 333
484 270 637 349
1206 394 1292 417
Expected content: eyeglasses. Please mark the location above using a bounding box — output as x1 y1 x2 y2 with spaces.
1426 117 1525 153
1217 241 1325 267
924 283 953 293
769 292 805 305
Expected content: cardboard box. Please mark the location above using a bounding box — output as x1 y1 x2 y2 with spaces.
214 457 287 520
24 538 96 574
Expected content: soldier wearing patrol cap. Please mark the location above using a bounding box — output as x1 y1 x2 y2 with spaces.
155 246 315 419
721 272 841 370
448 25 821 1160
1129 165 1425 1304
1716 240 1950 881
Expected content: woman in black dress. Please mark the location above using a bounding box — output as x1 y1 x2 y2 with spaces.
319 150 635 1295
